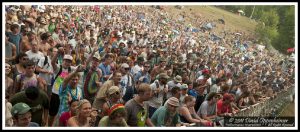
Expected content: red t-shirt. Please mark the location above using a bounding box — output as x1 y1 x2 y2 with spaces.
59 112 72 126
216 99 231 115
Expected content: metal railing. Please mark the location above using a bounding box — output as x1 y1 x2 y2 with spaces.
235 87 294 117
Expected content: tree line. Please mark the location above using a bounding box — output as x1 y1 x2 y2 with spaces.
217 5 295 54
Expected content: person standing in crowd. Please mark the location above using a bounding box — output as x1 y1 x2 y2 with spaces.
120 63 135 103
21 31 37 53
131 56 144 76
167 75 182 97
49 48 76 126
5 99 13 127
14 60 46 93
67 99 92 127
12 53 29 79
99 54 113 82
134 61 151 85
98 104 128 127
170 86 181 101
100 86 122 118
57 65 84 117
39 32 51 56
179 84 189 103
59 100 79 126
5 34 17 64
93 71 122 111
10 86 49 126
10 103 40 127
5 63 14 99
150 57 167 82
148 73 169 118
6 24 22 54
83 49 102 103
125 83 154 127
194 82 208 112
25 40 44 64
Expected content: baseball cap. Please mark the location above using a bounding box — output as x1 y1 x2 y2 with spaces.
63 54 73 61
180 84 188 90
11 103 31 116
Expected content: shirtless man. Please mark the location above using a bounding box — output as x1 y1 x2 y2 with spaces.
39 32 51 56
20 31 36 53
5 63 14 99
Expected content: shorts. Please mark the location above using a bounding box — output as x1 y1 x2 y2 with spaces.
49 93 60 116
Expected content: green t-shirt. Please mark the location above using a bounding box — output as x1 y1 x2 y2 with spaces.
10 90 50 126
98 116 128 127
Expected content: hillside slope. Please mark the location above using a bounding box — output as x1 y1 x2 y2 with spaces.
158 5 257 36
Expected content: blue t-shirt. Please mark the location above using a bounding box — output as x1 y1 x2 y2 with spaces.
134 71 151 84
188 89 198 98
6 32 22 54
99 63 111 82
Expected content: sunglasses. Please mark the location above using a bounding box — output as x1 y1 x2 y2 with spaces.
114 91 120 95
124 68 130 71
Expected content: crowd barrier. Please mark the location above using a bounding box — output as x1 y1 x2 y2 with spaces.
235 87 295 117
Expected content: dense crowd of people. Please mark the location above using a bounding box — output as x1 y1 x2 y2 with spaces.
5 5 295 127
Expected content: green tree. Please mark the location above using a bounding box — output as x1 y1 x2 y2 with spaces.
273 6 295 54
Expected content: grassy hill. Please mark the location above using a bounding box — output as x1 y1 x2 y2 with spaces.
162 5 258 36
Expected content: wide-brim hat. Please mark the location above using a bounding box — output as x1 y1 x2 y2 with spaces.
159 73 170 79
174 75 182 83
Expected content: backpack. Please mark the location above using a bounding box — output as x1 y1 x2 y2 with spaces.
122 74 136 102
34 55 48 74
51 65 72 87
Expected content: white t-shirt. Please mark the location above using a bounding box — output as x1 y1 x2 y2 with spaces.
37 56 53 85
147 80 168 108
51 64 76 94
131 65 143 76
26 50 44 64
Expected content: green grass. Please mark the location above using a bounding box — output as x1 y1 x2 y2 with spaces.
163 5 257 35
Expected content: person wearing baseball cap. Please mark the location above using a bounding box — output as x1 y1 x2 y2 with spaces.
11 103 39 127
148 72 170 118
49 50 76 126
82 50 102 103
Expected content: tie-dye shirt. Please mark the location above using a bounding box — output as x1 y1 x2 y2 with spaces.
57 84 83 116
